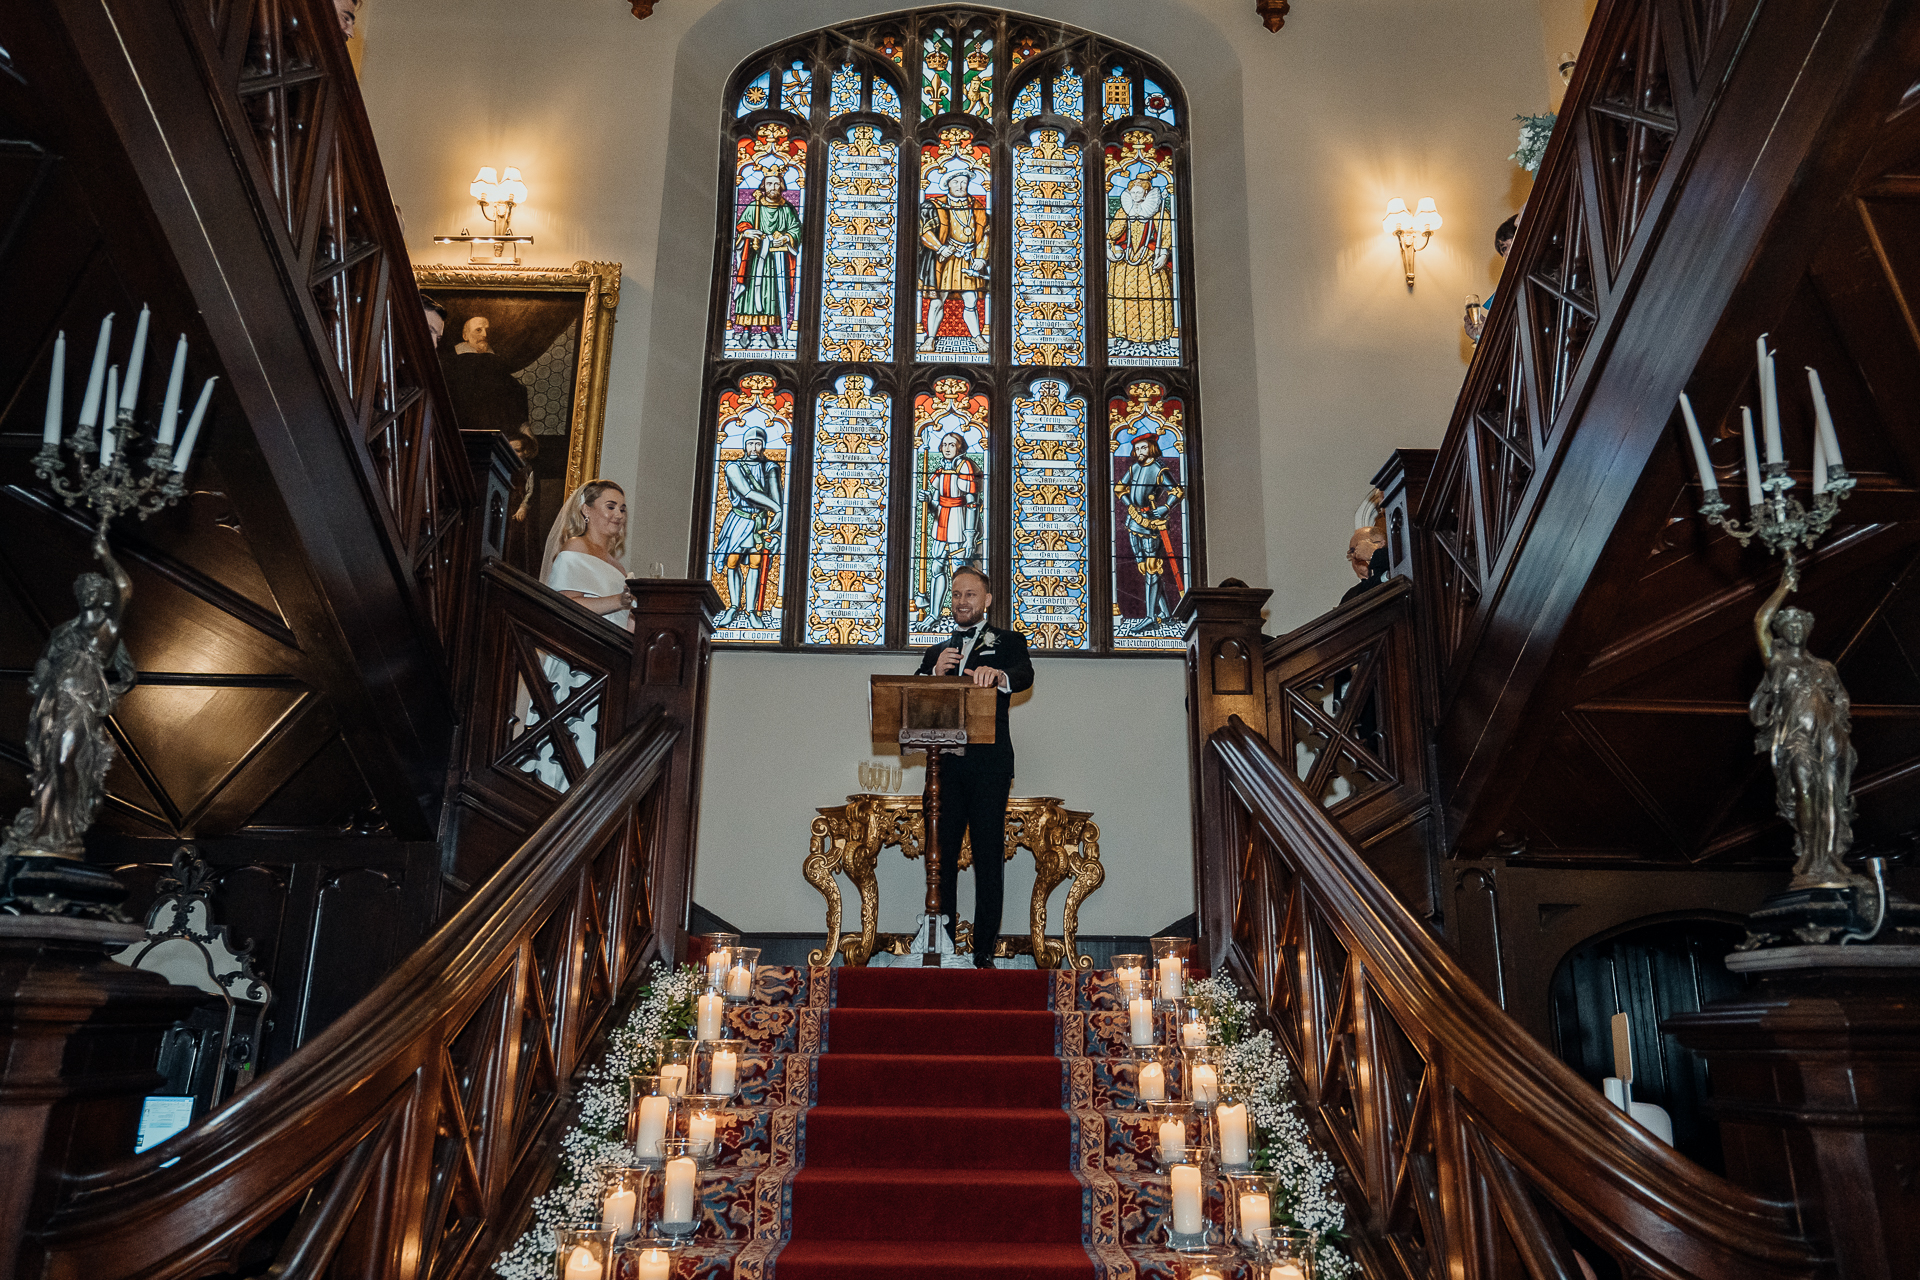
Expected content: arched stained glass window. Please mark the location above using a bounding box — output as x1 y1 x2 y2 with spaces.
696 8 1202 653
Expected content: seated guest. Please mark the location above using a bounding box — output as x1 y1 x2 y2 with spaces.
1342 525 1388 604
540 480 634 632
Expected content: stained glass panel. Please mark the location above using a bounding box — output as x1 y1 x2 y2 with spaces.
1012 128 1085 367
1009 34 1042 69
1012 378 1090 650
722 125 806 359
1052 68 1084 121
820 125 899 363
909 377 991 646
1103 68 1131 121
782 60 813 116
1109 380 1188 649
707 374 794 643
737 70 772 116
1012 79 1041 120
921 29 953 117
960 32 994 116
873 75 902 119
805 375 892 646
915 129 992 363
876 30 907 69
1142 78 1176 124
829 64 861 117
1104 130 1181 366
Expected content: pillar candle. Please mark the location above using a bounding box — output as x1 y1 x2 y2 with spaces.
1238 1191 1271 1243
42 331 65 445
1271 1266 1306 1280
707 948 731 985
1192 1270 1222 1280
1740 409 1763 509
1191 1064 1219 1104
563 1245 601 1280
1129 997 1154 1046
1158 1117 1186 1163
1807 367 1844 470
171 378 215 473
119 305 149 415
697 992 724 1041
659 1063 688 1097
1677 393 1715 495
157 334 187 445
78 313 113 429
1115 964 1142 989
1181 1021 1208 1048
1157 956 1183 1002
601 1183 637 1234
635 1248 672 1280
689 1110 718 1156
635 1094 669 1157
1137 1061 1165 1101
710 1047 738 1095
100 367 118 465
1217 1101 1250 1166
1170 1163 1202 1235
662 1155 697 1223
726 964 752 999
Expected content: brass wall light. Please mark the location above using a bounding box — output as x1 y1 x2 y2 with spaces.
433 166 534 265
1382 197 1442 289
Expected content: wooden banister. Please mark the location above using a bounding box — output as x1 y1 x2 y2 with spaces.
22 707 681 1279
1201 718 1826 1280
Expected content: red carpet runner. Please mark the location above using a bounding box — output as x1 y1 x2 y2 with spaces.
774 968 1096 1278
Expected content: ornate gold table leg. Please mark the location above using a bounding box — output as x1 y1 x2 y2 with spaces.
1059 816 1103 970
804 811 850 967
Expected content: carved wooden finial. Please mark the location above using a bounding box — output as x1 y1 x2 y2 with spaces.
1256 0 1290 31
630 0 657 17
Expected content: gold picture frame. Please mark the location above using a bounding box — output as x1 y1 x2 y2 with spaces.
414 260 622 571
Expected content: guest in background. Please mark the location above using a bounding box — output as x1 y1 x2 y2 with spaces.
540 480 634 632
1342 526 1388 604
421 294 448 345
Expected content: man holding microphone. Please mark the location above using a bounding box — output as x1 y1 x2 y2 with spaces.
913 567 1034 967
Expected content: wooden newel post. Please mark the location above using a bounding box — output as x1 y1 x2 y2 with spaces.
870 676 995 965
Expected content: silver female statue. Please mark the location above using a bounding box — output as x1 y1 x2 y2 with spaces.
1749 559 1861 890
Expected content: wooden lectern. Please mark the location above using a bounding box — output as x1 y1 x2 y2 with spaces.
870 676 997 965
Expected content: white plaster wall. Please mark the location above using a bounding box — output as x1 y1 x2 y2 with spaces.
358 0 1546 932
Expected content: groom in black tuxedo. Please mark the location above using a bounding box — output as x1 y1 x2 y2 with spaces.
913 566 1034 967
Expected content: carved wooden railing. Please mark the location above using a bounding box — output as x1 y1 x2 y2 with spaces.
24 709 681 1280
1199 718 1826 1280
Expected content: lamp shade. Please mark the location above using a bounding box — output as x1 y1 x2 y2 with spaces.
1413 197 1442 232
1382 197 1413 235
470 166 499 200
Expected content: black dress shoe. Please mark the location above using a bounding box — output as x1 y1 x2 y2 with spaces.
972 957 996 969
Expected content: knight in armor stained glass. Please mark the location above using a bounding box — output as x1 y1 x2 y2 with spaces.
1114 431 1184 632
921 431 982 625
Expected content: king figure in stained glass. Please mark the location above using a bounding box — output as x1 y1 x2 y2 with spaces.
917 130 992 360
1110 381 1187 642
725 125 806 356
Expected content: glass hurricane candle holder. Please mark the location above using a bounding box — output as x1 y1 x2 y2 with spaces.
1256 1226 1320 1279
627 1075 677 1164
1224 1171 1277 1251
655 1039 695 1099
1125 985 1158 1049
1213 1094 1253 1171
599 1167 648 1239
654 1142 701 1237
678 1098 726 1164
1131 1045 1173 1107
1144 1099 1197 1168
1110 953 1147 1003
698 933 740 991
555 1222 618 1280
1173 1246 1238 1280
699 1038 747 1098
1183 1045 1224 1112
1164 1149 1216 1251
613 1239 678 1280
1150 936 1192 1008
1174 1001 1212 1049
720 946 760 1003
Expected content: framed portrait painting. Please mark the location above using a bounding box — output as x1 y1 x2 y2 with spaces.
413 260 621 577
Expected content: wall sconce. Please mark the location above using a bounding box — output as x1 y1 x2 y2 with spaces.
1383 197 1442 289
433 165 534 265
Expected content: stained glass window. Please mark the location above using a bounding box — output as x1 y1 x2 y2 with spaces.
1012 127 1085 367
721 124 805 359
1104 129 1180 366
707 374 795 643
805 375 892 646
829 64 862 117
909 377 991 646
915 128 991 364
704 13 1199 654
1012 378 1090 649
1109 380 1189 650
820 125 899 363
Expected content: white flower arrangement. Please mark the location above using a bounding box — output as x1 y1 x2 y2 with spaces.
1510 112 1558 175
493 961 705 1280
1186 975 1354 1279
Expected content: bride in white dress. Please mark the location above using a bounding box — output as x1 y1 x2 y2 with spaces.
540 479 634 632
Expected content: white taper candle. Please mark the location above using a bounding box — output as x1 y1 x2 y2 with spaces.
78 313 113 428
101 367 118 465
171 378 216 473
157 334 187 445
1757 335 1782 463
43 331 65 445
120 305 150 415
1812 431 1828 496
1806 367 1843 471
1740 409 1763 510
1677 393 1715 494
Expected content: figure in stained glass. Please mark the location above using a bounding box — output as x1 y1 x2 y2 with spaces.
709 375 793 637
961 37 994 115
1105 130 1180 365
1109 381 1188 646
917 130 992 360
911 378 990 640
724 125 806 357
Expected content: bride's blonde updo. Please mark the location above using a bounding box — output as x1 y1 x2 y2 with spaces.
540 478 627 582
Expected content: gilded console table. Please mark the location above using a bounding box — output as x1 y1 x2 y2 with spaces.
803 794 1104 968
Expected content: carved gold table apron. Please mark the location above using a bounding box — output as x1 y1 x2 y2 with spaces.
803 794 1104 968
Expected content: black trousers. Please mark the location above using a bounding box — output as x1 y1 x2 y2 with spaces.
927 758 1011 963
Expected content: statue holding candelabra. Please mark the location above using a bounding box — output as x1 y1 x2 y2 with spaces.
0 306 214 920
1678 337 1917 951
